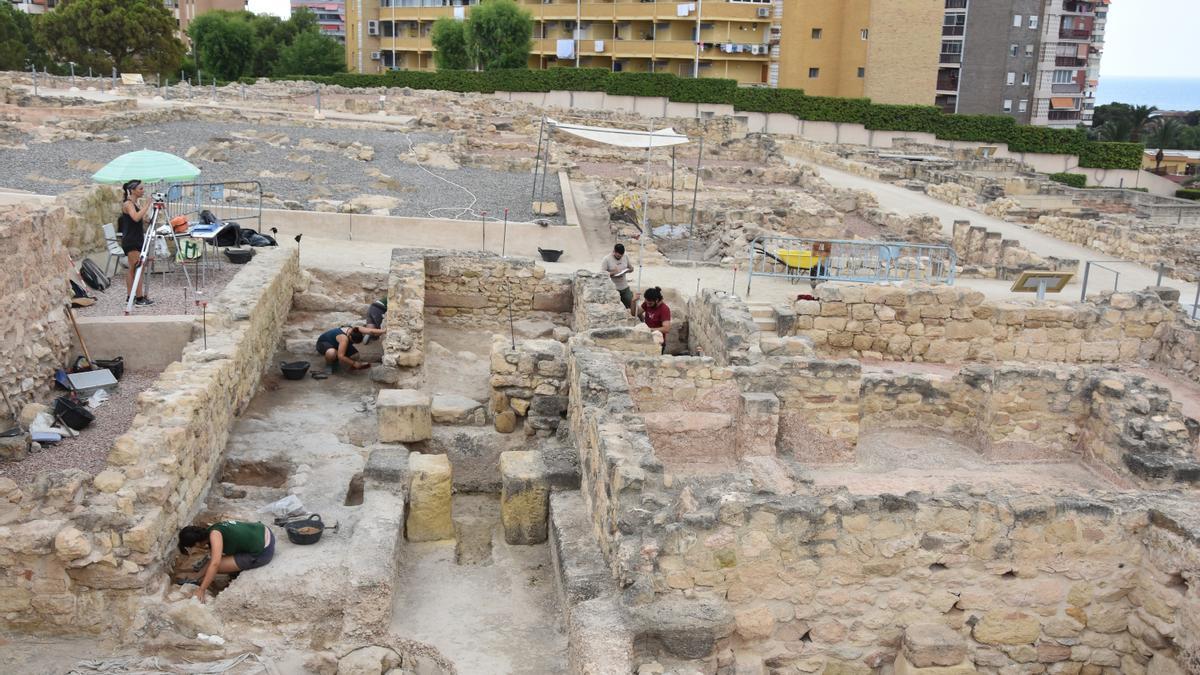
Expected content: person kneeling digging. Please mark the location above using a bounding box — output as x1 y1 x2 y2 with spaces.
316 325 375 374
178 520 275 603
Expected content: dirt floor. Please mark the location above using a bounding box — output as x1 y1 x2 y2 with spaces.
809 431 1118 494
423 320 496 402
76 252 240 317
390 494 567 674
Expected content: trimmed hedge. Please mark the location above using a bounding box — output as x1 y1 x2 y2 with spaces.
277 69 1143 169
1049 172 1088 189
1177 189 1200 201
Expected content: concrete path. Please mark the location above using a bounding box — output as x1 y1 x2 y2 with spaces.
811 163 1197 301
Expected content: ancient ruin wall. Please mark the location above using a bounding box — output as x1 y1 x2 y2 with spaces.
1028 216 1200 282
791 283 1169 364
567 340 1200 673
685 289 759 366
423 252 571 324
951 220 1077 280
490 337 569 437
0 248 299 634
0 206 74 408
571 271 636 333
381 250 427 382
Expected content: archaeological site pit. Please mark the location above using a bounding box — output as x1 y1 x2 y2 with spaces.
0 73 1198 675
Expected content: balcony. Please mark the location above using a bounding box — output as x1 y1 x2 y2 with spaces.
1055 56 1087 67
1062 1 1094 14
939 53 961 64
1059 28 1092 39
530 2 768 22
942 25 965 37
1051 83 1082 94
936 71 959 91
1048 110 1082 121
944 0 968 8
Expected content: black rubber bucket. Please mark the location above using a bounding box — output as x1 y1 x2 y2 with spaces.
54 396 94 431
94 357 124 380
224 248 255 264
285 514 324 545
538 247 563 263
280 361 310 380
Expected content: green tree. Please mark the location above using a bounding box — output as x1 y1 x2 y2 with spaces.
431 17 470 70
188 11 255 81
275 30 344 76
0 3 34 71
465 0 532 70
1097 117 1134 142
1128 104 1158 142
36 0 184 74
1145 118 1182 150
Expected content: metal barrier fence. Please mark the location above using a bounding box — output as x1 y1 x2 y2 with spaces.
746 236 957 296
164 181 264 231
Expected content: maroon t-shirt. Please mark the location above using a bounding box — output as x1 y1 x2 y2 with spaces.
641 302 671 329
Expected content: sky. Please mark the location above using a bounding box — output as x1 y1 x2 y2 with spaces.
1100 0 1199 78
244 0 1200 80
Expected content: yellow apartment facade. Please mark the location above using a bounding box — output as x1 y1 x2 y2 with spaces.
346 0 941 105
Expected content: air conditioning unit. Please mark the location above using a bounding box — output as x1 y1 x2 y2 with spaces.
367 20 378 36
756 7 770 18
370 51 381 60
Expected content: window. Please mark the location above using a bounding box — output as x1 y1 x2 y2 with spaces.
941 40 963 55
1021 72 1031 85
808 67 820 78
860 29 869 40
1025 44 1035 57
1029 15 1039 29
1003 99 1013 112
857 67 865 78
1053 69 1074 84
1013 14 1022 27
943 13 965 35
1007 72 1016 85
811 28 822 39
1010 44 1019 57
1018 99 1028 112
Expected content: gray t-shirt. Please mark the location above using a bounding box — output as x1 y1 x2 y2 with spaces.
601 254 634 290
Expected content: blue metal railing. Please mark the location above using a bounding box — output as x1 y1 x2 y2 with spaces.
746 235 957 296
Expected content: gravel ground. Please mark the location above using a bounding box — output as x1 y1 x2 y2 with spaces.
0 120 563 223
0 371 157 485
74 256 241 317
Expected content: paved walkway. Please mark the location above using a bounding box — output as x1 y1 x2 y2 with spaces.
811 163 1196 301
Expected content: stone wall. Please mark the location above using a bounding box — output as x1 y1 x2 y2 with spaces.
1026 216 1200 282
0 247 300 634
791 283 1170 364
489 337 569 437
685 289 759 366
566 333 1200 673
571 271 636 334
380 249 427 385
423 252 572 325
952 220 1077 280
0 206 74 413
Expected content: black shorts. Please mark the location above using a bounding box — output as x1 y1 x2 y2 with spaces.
233 529 275 571
367 303 386 328
122 234 144 255
317 340 357 357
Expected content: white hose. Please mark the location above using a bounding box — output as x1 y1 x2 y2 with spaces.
401 132 486 221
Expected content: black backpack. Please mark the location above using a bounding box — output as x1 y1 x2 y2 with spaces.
79 259 110 291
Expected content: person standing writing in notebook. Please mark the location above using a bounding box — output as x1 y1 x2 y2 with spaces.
601 243 635 312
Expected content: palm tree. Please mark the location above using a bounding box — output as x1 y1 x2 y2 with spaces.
1145 118 1182 150
1129 105 1158 142
1097 117 1134 142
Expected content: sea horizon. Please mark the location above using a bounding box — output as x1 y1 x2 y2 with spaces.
1096 76 1200 112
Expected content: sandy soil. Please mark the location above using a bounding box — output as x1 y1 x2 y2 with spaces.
424 320 500 402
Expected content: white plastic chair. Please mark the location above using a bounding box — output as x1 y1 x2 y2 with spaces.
101 223 127 276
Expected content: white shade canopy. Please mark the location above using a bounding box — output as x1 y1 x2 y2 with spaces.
547 119 690 149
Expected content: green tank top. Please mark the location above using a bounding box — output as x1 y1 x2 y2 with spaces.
210 521 265 556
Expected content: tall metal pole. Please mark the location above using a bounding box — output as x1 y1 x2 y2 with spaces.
69 62 75 88
693 0 703 78
575 0 581 68
30 64 37 97
687 132 704 261
481 211 487 252
532 116 546 202
538 134 552 206
502 209 509 257
670 145 676 226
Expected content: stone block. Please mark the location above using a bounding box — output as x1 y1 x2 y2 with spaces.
500 451 550 545
406 453 453 542
893 654 977 675
431 394 485 426
363 445 410 491
972 611 1040 645
904 623 968 667
378 388 432 443
629 597 735 660
494 409 517 433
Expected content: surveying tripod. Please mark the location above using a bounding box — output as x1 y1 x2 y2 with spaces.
124 191 197 315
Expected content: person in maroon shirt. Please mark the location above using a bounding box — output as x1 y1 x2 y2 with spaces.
637 287 672 353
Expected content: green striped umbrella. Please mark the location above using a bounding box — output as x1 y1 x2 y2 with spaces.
91 149 201 184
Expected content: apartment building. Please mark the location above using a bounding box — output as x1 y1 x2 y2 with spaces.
8 0 56 14
166 0 249 42
936 0 1108 127
293 0 347 43
346 0 942 105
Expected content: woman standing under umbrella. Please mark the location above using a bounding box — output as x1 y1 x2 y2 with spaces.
118 180 153 305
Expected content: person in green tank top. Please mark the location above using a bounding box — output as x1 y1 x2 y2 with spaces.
178 520 276 603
